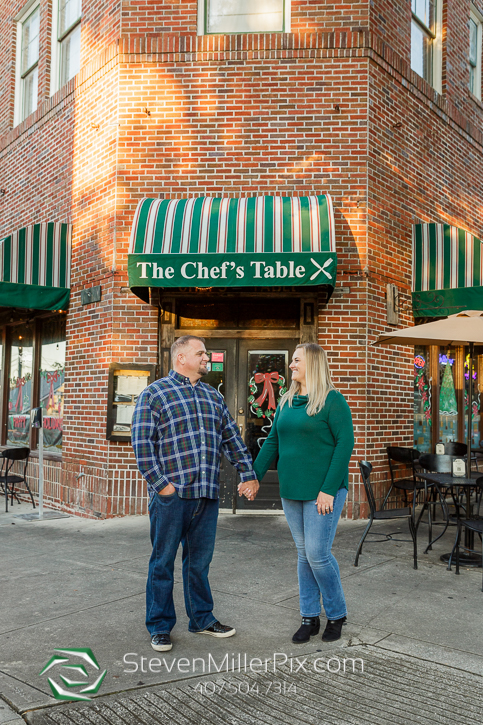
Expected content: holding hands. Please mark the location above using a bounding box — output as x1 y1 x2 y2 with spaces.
238 479 260 501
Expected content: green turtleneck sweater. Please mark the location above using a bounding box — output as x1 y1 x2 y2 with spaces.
253 390 354 500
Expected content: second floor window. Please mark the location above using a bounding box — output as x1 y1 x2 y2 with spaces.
201 0 288 35
411 0 436 84
469 9 482 99
20 5 40 121
58 0 82 86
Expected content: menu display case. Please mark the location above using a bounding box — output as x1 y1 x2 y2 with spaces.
106 363 157 441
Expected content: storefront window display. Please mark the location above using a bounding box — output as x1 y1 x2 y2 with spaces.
413 346 431 452
464 350 480 448
39 316 65 453
439 349 458 446
3 315 66 451
7 324 34 447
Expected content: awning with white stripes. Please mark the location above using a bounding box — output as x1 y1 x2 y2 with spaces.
412 223 483 317
0 222 72 311
128 196 337 302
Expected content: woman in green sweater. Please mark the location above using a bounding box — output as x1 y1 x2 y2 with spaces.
253 343 354 644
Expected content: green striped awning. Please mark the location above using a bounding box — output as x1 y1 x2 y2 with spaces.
0 222 72 310
412 224 483 317
128 196 337 302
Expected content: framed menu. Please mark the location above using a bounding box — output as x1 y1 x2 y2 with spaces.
106 363 157 441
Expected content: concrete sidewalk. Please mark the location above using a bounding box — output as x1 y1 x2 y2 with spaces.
0 501 482 724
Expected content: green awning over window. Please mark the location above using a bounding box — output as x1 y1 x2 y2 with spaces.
128 196 337 302
412 223 483 318
0 222 72 311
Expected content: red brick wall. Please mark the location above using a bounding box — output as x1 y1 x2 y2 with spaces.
443 0 483 123
81 0 121 60
1 0 483 519
370 0 411 60
0 1 120 136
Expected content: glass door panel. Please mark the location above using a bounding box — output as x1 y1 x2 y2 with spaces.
245 350 288 464
413 346 431 452
465 348 480 448
40 317 66 453
238 339 296 510
7 324 34 447
439 348 458 446
204 340 237 509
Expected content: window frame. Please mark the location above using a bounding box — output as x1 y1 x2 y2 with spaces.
469 6 483 101
410 0 443 94
13 0 41 127
50 0 82 96
197 0 291 36
1 313 66 457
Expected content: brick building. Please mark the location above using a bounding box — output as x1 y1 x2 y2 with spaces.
1 1 483 518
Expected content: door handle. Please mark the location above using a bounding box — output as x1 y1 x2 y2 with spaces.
237 417 244 438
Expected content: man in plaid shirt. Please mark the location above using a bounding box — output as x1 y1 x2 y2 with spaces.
132 335 259 652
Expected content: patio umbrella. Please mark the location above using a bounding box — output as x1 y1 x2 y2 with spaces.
374 310 483 472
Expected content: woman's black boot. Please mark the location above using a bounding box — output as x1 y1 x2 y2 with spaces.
292 616 320 643
321 616 347 642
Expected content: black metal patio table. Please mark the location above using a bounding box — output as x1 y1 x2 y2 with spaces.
416 471 481 567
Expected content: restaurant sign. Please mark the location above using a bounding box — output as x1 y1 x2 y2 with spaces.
128 252 336 289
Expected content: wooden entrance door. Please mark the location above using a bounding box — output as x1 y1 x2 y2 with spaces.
203 338 297 510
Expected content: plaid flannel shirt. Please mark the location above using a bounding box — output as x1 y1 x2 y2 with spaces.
131 369 256 499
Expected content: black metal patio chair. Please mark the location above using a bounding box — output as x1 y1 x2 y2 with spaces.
416 453 458 551
445 441 478 471
0 448 33 513
454 477 483 591
384 446 424 510
354 461 417 569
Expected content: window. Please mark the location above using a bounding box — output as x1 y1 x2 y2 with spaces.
39 317 65 453
198 0 290 35
469 8 482 100
4 315 66 453
7 323 34 447
14 3 40 125
51 0 82 94
411 0 442 92
414 347 432 452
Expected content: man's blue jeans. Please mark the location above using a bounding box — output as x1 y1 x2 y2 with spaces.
282 488 348 621
146 490 219 635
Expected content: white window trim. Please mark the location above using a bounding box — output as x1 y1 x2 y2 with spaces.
197 0 291 36
14 0 40 127
470 5 483 100
411 1 442 93
50 0 60 96
50 0 82 96
432 0 443 94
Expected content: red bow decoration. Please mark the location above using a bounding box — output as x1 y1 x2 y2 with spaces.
254 372 280 411
15 377 26 413
46 371 59 410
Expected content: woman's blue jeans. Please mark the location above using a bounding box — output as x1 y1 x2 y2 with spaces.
146 490 219 635
282 487 348 620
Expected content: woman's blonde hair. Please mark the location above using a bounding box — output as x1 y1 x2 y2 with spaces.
279 343 335 416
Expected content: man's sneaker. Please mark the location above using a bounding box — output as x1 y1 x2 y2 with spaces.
321 616 347 642
196 621 236 638
292 616 320 643
151 633 172 651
